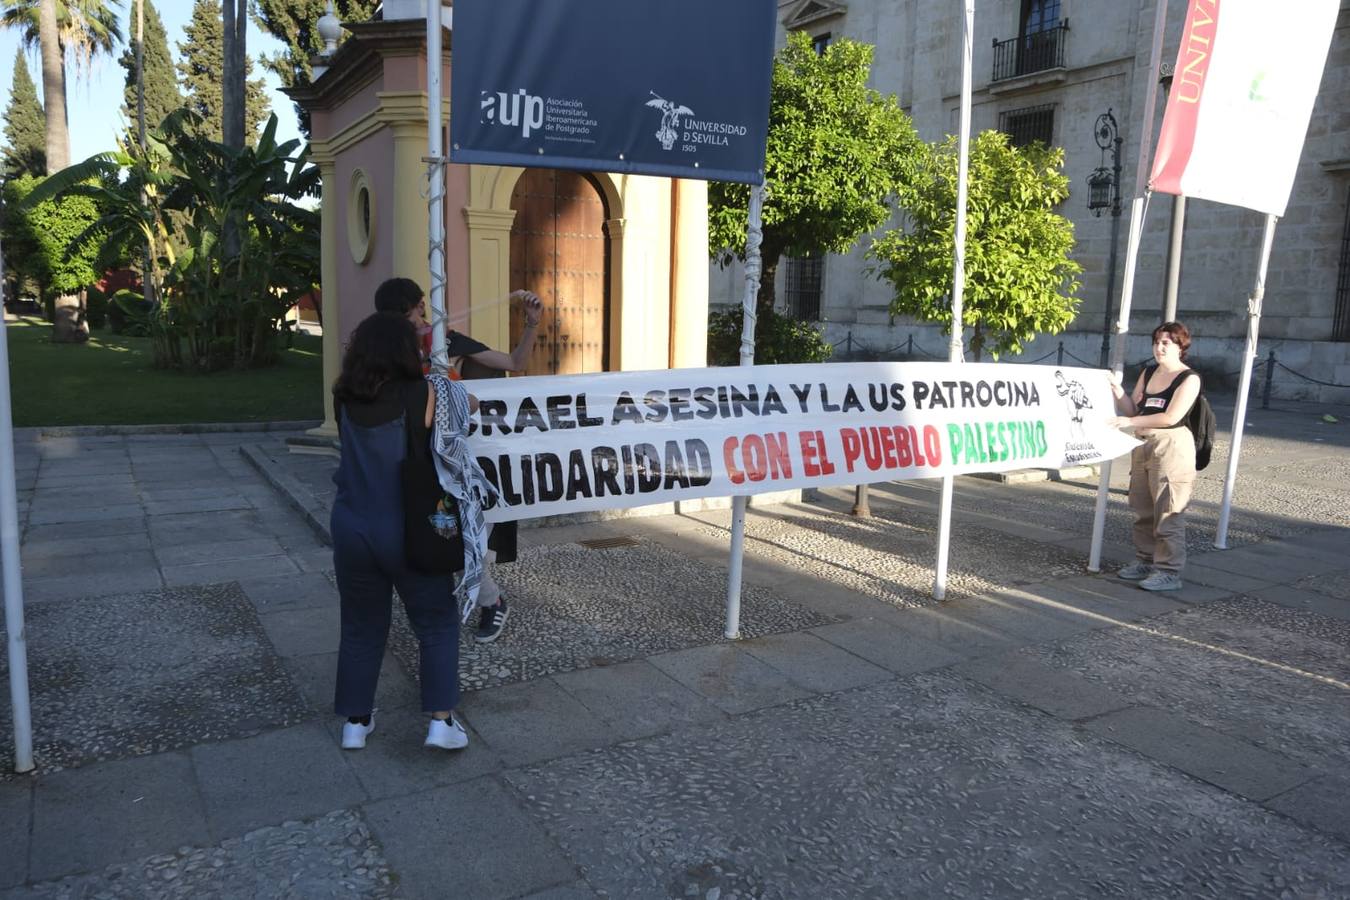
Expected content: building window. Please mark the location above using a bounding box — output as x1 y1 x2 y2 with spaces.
347 168 375 265
812 32 832 55
992 2 1068 82
784 255 824 321
1335 185 1350 342
999 104 1056 148
1022 0 1061 36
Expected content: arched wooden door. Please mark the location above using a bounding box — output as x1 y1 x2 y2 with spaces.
509 170 609 375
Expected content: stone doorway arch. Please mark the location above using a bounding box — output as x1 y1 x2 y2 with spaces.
509 169 611 375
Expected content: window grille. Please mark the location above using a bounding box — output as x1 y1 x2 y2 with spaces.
1334 185 1350 341
998 104 1056 148
784 256 824 322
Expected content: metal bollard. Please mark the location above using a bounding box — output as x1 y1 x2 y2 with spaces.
906 334 913 357
852 483 871 518
1262 350 1275 409
1057 341 1064 366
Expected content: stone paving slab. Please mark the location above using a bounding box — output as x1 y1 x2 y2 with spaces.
1082 707 1315 802
1297 569 1350 601
154 537 288 568
161 555 301 588
517 881 600 899
507 671 1350 899
3 810 394 900
1263 775 1350 846
0 584 309 778
807 617 969 675
362 777 578 900
1025 602 1350 773
1253 584 1350 621
189 723 367 840
954 650 1132 720
27 752 209 883
0 781 30 890
549 660 729 744
458 678 620 768
19 569 166 605
737 631 893 694
648 644 813 715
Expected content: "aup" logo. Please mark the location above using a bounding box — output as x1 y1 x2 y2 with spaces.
480 90 545 139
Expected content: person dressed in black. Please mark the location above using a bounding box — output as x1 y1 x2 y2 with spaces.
331 312 470 752
372 277 538 643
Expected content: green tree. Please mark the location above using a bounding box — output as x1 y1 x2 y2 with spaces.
118 0 180 135
2 174 44 299
3 52 45 177
869 131 1083 360
252 0 377 135
5 171 102 339
1 0 124 172
176 0 268 143
709 32 921 323
29 110 320 369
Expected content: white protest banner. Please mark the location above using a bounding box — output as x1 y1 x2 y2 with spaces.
1149 0 1340 216
467 362 1138 523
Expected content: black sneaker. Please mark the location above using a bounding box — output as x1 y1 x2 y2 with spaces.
475 599 509 644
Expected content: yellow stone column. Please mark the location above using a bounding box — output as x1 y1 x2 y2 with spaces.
463 207 517 350
604 217 627 370
669 179 709 368
388 120 433 291
310 148 341 439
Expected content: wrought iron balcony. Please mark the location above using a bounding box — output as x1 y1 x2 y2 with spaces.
992 21 1069 83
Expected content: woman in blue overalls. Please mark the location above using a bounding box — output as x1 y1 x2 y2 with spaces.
330 312 469 751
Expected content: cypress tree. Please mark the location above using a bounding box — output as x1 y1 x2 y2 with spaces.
3 52 45 178
176 0 270 143
119 0 183 134
252 0 379 135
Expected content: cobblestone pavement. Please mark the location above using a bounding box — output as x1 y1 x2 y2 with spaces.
0 400 1347 898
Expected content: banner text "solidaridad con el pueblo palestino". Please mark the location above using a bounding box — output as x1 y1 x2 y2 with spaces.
465 362 1139 523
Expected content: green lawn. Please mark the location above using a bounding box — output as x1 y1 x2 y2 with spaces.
4 317 325 427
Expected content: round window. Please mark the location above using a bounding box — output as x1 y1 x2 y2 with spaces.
347 169 375 265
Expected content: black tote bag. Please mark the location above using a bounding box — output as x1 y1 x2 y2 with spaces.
399 382 465 575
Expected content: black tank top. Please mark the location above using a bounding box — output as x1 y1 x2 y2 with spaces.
1140 367 1196 428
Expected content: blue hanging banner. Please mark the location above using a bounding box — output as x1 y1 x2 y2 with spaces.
449 0 776 185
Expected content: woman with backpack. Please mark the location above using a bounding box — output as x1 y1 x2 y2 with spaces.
330 312 474 752
1107 321 1202 592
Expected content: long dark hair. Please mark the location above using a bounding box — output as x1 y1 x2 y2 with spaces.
333 313 423 405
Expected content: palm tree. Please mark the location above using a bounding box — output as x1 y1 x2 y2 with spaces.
2 0 124 173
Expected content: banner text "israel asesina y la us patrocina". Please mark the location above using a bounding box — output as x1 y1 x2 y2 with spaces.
467 362 1138 523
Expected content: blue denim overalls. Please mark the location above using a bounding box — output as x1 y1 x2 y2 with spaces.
331 382 459 716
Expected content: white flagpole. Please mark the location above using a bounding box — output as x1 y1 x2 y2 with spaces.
426 2 448 372
1087 0 1170 572
932 0 974 601
724 183 764 639
1214 214 1278 548
0 234 34 774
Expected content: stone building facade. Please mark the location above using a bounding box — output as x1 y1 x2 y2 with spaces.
711 0 1350 402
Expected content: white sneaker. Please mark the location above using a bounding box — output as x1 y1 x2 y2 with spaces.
425 717 469 751
341 716 375 750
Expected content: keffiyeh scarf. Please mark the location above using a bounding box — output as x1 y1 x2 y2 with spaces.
426 374 504 621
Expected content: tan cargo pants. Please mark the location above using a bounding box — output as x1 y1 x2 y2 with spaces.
1128 427 1196 573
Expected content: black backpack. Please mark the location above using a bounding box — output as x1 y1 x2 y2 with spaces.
1183 373 1217 471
